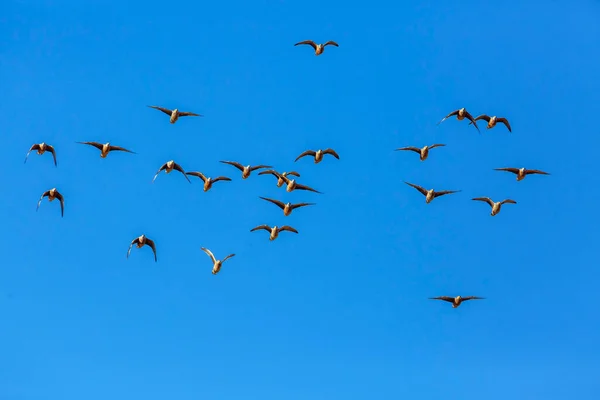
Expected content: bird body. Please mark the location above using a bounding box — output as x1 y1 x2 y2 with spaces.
127 234 157 261
37 188 64 217
153 160 191 183
294 40 339 56
201 247 235 275
472 114 511 132
25 142 57 166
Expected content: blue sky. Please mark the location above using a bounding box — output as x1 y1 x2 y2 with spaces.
2 0 599 398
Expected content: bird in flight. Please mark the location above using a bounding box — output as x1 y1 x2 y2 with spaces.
429 295 485 308
472 197 517 216
153 160 191 183
201 247 235 275
37 188 64 217
294 40 339 56
396 144 446 161
250 225 298 241
437 108 480 132
220 161 272 179
258 170 301 187
259 197 315 216
25 142 57 166
272 172 321 194
148 105 202 124
470 114 511 132
127 234 157 262
186 171 231 192
295 148 340 164
494 167 550 181
404 182 460 203
77 141 135 158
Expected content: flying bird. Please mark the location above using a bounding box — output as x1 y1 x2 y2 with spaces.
220 161 272 179
494 167 550 181
437 108 480 132
127 234 157 262
472 197 517 216
259 197 315 216
258 170 301 187
153 160 191 183
470 114 511 132
201 247 235 275
429 295 485 308
77 141 135 158
148 105 202 124
272 172 321 193
186 171 231 192
295 148 340 163
250 225 298 241
25 142 57 166
36 188 64 217
294 40 339 56
404 182 460 203
395 144 446 161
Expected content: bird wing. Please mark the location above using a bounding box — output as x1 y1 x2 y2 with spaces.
259 196 286 210
173 163 191 183
437 110 459 124
404 182 428 196
464 111 481 132
220 161 245 172
152 163 168 182
287 171 301 177
433 190 460 198
278 226 299 234
250 225 272 232
496 117 512 132
494 167 520 174
290 202 316 210
396 147 421 153
36 191 50 211
78 141 104 151
428 144 446 149
148 105 173 116
295 150 316 162
178 111 202 117
294 183 322 193
500 199 517 205
47 145 58 166
201 247 217 264
524 169 550 176
462 296 485 302
55 191 65 217
127 238 139 258
211 176 232 183
186 171 207 182
145 238 158 262
323 41 339 47
472 197 494 207
258 170 277 177
294 40 317 50
429 296 454 303
24 144 39 163
323 148 340 159
249 164 273 172
222 254 236 263
473 114 491 122
108 145 136 154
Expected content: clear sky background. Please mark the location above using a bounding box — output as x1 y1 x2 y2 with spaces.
2 1 599 399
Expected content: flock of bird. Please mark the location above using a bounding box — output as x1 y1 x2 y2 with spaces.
23 39 550 309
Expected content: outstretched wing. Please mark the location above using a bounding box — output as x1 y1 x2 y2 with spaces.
278 226 299 234
323 148 340 159
108 145 136 154
295 150 317 162
396 147 421 153
462 296 485 302
201 247 217 264
494 167 520 175
152 163 168 183
220 161 245 172
294 40 317 50
472 197 494 207
186 171 207 182
250 225 271 233
259 196 286 210
36 191 50 211
294 183 322 194
323 41 339 47
404 182 428 196
524 169 550 176
249 164 273 172
496 117 512 132
55 191 65 217
173 163 191 183
127 238 140 259
145 238 158 262
433 190 460 198
148 105 173 116
437 109 459 124
222 254 236 263
429 296 454 303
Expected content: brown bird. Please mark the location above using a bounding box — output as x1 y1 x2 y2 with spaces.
127 234 157 262
294 40 339 56
494 167 550 181
250 225 299 241
201 247 235 275
273 172 321 193
395 144 446 161
259 196 315 216
295 148 340 163
25 142 57 166
77 141 135 158
36 188 64 217
220 161 272 179
258 170 301 187
186 171 232 192
437 108 480 132
148 105 202 124
405 182 460 203
429 295 485 308
472 197 517 216
153 160 191 183
470 114 511 132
